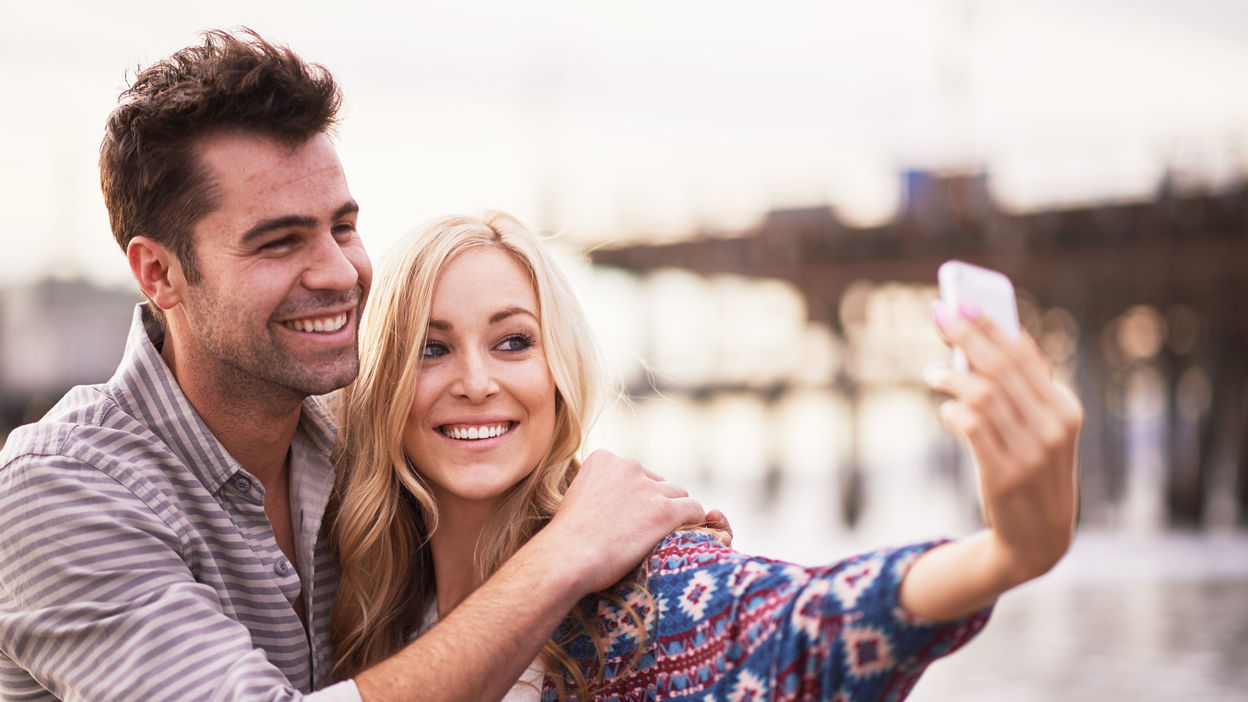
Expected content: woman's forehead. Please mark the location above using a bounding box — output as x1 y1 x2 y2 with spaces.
432 247 539 318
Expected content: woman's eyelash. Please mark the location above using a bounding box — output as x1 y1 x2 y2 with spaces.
499 333 536 351
419 333 536 357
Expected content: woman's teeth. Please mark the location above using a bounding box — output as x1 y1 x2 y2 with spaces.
284 313 348 333
441 424 511 440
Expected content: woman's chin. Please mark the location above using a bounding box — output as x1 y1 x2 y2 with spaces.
428 477 528 511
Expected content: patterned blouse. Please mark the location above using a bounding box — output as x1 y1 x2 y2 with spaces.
544 531 991 701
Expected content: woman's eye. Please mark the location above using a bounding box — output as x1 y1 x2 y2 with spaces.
421 342 448 358
497 334 535 352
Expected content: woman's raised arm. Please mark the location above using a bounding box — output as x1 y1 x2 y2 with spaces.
899 301 1083 622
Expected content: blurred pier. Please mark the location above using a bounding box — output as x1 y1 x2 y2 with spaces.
590 170 1248 531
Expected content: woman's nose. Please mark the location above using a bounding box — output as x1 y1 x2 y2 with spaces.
452 350 500 402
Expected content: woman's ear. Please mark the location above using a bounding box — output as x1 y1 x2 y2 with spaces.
127 236 188 310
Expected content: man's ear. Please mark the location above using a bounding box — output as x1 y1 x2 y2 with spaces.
127 236 187 310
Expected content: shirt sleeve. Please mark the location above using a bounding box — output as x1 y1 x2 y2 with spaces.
554 530 991 702
0 455 361 702
309 680 362 702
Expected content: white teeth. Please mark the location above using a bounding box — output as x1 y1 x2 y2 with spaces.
441 424 510 440
285 313 347 333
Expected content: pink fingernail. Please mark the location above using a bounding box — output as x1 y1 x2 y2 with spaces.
930 301 954 329
958 301 980 320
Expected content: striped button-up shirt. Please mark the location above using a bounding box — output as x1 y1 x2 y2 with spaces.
0 305 361 701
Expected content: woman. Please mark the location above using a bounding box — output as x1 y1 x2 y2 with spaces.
330 212 1082 700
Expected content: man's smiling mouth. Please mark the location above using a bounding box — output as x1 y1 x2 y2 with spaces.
283 313 348 333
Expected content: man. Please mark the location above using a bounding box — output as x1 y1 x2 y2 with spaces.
0 30 707 701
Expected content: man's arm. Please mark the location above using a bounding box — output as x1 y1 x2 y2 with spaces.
353 450 706 702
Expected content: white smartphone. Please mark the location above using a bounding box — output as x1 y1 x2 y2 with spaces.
937 260 1019 371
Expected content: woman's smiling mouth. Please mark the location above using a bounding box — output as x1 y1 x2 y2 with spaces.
439 422 515 440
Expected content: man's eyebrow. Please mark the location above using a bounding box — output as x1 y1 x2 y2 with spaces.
335 200 360 219
240 200 359 245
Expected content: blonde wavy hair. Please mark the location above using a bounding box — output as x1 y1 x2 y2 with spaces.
329 212 649 698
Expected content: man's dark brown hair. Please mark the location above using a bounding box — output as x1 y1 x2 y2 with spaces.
100 28 342 285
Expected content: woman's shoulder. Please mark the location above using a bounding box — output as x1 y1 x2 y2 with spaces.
646 529 734 572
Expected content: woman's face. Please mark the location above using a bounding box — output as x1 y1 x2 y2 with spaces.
402 246 558 514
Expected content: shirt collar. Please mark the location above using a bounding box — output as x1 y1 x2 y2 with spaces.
108 303 338 493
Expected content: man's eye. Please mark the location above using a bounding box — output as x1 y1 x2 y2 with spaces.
260 236 295 251
332 223 357 239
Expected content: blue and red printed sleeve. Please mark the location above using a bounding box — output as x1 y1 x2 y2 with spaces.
550 530 991 701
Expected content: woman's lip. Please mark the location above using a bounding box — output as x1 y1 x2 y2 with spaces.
438 415 514 426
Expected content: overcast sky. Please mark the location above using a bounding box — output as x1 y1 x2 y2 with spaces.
3 0 1247 287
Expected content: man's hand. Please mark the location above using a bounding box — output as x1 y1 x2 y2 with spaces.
539 449 707 593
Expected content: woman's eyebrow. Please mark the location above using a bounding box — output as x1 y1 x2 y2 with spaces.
426 306 537 331
489 306 537 325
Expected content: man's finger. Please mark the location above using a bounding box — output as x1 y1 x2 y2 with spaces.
704 508 734 546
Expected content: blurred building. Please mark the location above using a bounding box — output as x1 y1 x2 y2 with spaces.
591 170 1248 531
0 280 137 438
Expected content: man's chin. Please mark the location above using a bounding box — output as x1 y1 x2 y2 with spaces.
284 345 359 390
314 359 359 394
299 361 360 397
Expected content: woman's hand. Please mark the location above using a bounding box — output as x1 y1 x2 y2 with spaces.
926 301 1083 589
900 300 1083 622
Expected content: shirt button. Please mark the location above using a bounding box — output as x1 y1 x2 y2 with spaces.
275 558 291 576
231 476 252 493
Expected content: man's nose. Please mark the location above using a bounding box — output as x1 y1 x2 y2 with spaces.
302 231 360 292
